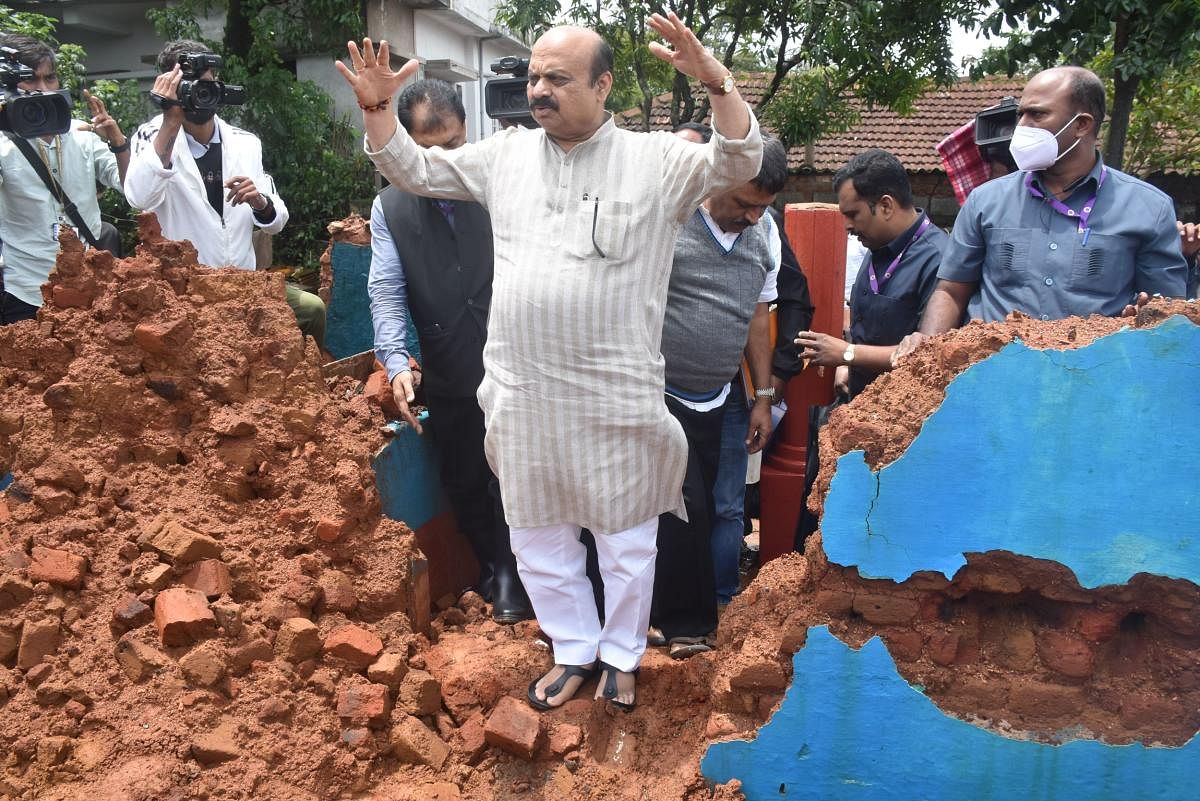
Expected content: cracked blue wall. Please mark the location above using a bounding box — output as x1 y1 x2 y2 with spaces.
822 316 1200 587
703 317 1200 799
702 628 1199 800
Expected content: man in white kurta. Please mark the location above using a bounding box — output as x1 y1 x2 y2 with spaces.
339 14 762 711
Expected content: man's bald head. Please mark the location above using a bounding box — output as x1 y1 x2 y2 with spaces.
535 26 613 84
1028 66 1106 130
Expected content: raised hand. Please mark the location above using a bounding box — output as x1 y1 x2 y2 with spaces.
647 11 726 85
335 38 417 109
82 89 124 145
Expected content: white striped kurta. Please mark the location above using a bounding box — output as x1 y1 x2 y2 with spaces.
367 112 763 535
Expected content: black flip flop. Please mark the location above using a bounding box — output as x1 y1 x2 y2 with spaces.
597 661 639 713
526 663 597 711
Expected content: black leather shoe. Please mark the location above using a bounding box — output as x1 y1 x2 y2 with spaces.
492 531 533 624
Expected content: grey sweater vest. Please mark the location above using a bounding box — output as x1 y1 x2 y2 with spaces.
662 211 771 394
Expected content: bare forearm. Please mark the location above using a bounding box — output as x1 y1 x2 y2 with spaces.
745 304 772 392
918 280 974 336
363 106 398 152
709 91 751 140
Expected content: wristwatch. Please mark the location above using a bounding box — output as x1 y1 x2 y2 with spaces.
704 73 736 96
755 386 775 401
842 344 856 364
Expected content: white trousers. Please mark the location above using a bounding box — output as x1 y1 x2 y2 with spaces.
509 518 657 673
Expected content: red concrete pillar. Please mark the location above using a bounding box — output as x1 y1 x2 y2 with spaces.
758 203 847 562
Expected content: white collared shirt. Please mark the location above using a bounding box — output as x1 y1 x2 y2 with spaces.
0 125 121 305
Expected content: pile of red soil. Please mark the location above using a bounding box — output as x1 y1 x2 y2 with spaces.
2 220 1195 801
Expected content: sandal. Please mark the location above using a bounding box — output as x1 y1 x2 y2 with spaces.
596 661 639 713
668 636 713 660
526 663 597 711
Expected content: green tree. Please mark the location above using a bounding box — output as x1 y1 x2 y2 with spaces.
149 0 373 271
496 0 979 145
976 0 1200 170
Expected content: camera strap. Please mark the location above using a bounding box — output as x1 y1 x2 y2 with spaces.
6 133 101 249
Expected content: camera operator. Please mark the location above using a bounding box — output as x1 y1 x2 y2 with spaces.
124 39 325 349
0 34 129 325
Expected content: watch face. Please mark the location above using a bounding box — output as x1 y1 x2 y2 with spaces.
722 75 735 94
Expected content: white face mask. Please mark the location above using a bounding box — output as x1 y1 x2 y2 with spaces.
1008 113 1083 171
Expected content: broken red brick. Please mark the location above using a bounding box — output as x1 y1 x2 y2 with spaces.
396 669 442 716
154 587 216 646
111 595 154 633
851 593 919 626
182 559 232 599
49 284 94 310
548 723 583 755
1036 630 1095 678
927 630 960 666
275 618 322 663
313 516 353 543
321 624 382 669
1076 607 1123 642
0 575 35 610
336 681 391 726
456 711 488 762
179 642 226 687
114 636 169 681
484 696 542 759
133 316 193 355
391 713 450 768
363 369 401 417
191 722 239 765
318 569 357 613
17 619 60 669
28 546 88 590
366 652 407 689
143 517 222 564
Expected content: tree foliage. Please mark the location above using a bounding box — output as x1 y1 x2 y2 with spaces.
974 0 1200 170
495 0 978 145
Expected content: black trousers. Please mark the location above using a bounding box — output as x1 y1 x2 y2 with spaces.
424 392 502 577
650 394 723 640
0 291 38 326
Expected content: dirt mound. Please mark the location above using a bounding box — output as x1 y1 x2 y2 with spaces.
2 224 1195 801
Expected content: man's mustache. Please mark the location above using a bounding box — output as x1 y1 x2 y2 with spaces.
530 96 558 111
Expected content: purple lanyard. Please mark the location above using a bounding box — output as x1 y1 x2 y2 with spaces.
1024 166 1107 235
869 217 932 294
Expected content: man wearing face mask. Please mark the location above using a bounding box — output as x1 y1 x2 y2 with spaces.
124 40 325 349
897 66 1186 354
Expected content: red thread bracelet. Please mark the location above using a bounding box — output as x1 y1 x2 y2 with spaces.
358 98 391 112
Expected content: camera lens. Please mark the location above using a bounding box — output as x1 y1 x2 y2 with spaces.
191 80 220 110
18 97 49 128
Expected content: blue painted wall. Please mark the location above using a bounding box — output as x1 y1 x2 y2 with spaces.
703 627 1198 801
372 413 447 532
325 242 421 362
822 317 1200 588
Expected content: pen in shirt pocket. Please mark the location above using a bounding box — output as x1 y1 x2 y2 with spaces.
1081 227 1091 246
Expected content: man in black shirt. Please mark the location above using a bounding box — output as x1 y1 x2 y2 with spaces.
795 148 948 398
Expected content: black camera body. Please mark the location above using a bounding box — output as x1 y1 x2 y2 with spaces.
174 52 245 111
975 96 1018 172
485 56 536 129
0 46 71 138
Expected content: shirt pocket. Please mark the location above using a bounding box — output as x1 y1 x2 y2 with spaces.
569 199 631 261
1069 232 1135 298
982 228 1032 287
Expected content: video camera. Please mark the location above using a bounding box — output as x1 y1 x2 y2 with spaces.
485 56 536 129
0 46 72 138
975 96 1018 172
155 52 246 112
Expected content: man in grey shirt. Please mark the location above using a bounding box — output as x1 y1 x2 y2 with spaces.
902 66 1186 351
